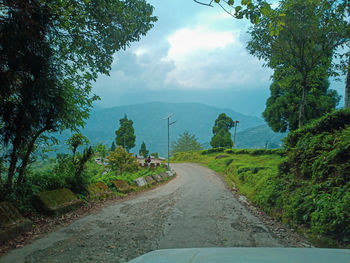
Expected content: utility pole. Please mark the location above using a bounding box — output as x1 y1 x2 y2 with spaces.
232 120 239 148
163 113 176 171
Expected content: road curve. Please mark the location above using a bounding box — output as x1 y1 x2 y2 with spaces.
1 163 285 263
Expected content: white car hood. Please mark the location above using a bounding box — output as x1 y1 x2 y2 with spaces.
127 247 350 263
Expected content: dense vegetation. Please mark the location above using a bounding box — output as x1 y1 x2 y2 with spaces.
3 145 166 214
172 109 350 247
0 0 156 196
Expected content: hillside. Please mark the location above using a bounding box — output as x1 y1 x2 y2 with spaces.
235 124 287 149
55 102 265 156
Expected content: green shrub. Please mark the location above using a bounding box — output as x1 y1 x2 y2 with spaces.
201 147 226 155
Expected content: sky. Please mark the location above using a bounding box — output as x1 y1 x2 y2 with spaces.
92 0 345 117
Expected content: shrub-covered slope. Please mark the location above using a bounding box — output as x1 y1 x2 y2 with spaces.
279 109 350 245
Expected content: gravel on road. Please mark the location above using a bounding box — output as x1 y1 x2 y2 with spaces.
0 163 310 263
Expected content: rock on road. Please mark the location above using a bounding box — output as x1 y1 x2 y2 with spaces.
1 163 290 263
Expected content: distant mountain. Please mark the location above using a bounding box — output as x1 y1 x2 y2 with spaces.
235 124 287 149
54 102 265 156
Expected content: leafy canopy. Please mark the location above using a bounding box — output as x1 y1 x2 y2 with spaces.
171 131 203 154
263 69 340 132
248 0 346 128
66 133 89 160
115 115 136 152
0 0 156 191
210 113 235 148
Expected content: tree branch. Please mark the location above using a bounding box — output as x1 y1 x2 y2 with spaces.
193 0 214 7
218 2 235 17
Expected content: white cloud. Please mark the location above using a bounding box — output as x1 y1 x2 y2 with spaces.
161 25 271 89
133 48 148 56
164 26 237 61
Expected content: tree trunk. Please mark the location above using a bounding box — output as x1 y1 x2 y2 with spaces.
298 81 307 128
345 54 350 108
16 127 47 185
6 137 20 190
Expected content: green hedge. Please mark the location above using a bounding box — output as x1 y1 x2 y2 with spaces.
201 147 285 156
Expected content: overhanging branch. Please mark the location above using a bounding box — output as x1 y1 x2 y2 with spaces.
193 0 214 7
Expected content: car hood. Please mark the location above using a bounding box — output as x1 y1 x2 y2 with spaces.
127 247 350 263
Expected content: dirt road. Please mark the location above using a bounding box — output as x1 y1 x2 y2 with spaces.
1 163 303 263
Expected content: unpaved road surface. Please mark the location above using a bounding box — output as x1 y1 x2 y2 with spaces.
1 163 303 263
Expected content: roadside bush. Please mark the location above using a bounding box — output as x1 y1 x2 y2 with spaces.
201 147 226 155
172 151 202 162
106 146 140 175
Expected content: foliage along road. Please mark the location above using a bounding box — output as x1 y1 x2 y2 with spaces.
0 163 307 263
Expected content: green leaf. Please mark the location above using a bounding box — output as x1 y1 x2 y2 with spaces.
247 3 254 10
228 0 234 5
215 0 220 3
260 2 271 16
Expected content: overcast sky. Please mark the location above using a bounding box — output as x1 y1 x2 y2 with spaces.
92 0 345 117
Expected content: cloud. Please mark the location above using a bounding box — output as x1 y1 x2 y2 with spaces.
161 24 271 89
92 0 274 112
165 26 236 58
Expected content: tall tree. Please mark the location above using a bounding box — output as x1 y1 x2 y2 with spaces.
0 0 156 191
115 115 136 152
139 142 149 157
247 0 346 128
210 113 235 148
171 131 203 154
263 70 340 132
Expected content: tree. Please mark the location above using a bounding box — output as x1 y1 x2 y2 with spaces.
210 113 235 148
171 131 203 154
247 0 347 128
71 146 93 194
263 70 340 132
210 129 233 148
110 141 116 152
196 0 350 109
115 115 136 152
106 146 139 175
66 133 89 161
0 0 156 191
139 142 149 157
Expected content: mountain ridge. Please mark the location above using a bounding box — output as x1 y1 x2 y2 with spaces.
54 102 285 156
